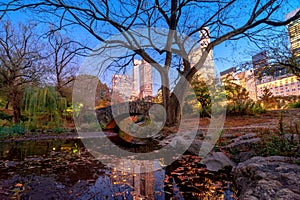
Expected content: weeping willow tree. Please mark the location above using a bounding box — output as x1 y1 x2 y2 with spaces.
23 86 67 129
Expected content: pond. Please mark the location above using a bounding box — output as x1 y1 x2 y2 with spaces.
0 137 236 199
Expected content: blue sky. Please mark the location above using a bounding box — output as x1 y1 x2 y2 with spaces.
1 1 299 87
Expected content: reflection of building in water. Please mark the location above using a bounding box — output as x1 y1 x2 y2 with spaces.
110 162 156 199
132 163 155 198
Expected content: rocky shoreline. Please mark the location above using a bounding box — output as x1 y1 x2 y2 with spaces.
192 130 300 199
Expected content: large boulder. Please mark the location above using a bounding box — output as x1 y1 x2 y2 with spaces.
233 156 300 200
201 151 235 172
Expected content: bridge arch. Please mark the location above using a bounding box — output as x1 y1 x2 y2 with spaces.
95 101 162 129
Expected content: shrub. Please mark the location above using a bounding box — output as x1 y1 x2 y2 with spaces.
11 124 26 135
227 100 265 116
199 106 211 117
52 127 65 133
0 124 26 135
251 102 266 114
254 132 298 157
288 102 300 108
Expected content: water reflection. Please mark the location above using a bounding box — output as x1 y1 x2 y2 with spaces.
0 138 235 199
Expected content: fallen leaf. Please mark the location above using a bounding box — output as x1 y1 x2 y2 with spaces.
15 183 23 187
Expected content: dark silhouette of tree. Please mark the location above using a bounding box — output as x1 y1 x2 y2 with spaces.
1 0 299 125
0 21 44 123
46 32 83 100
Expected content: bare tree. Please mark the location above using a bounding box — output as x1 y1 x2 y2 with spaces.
0 21 44 123
46 32 81 99
2 0 299 126
265 33 300 78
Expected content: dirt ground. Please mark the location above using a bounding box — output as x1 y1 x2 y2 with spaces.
198 108 300 132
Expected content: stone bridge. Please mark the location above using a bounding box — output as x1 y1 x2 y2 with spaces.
95 101 162 129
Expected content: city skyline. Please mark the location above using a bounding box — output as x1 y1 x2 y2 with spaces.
112 59 153 100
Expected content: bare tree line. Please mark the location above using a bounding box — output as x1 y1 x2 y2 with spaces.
0 20 82 123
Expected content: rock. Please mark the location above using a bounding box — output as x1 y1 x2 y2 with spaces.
231 133 257 141
224 133 260 150
238 150 255 162
185 139 203 155
233 156 300 200
201 152 235 172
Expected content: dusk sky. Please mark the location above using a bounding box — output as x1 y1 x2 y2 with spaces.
1 1 299 88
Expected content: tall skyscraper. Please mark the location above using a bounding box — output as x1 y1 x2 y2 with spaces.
252 51 272 83
132 60 141 98
286 8 300 56
139 59 153 98
189 27 215 82
200 27 210 48
111 74 133 101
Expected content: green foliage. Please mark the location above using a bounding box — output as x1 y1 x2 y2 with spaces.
255 132 298 157
288 102 300 108
251 102 266 114
227 100 265 116
0 99 5 107
199 105 212 117
0 124 26 135
185 75 212 117
0 111 12 120
223 77 266 116
254 114 299 157
11 124 26 135
52 127 65 133
22 86 67 129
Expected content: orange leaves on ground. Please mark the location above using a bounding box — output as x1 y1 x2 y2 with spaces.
15 183 23 187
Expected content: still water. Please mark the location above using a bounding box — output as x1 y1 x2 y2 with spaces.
0 137 235 199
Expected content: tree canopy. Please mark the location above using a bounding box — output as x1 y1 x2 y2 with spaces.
1 0 299 125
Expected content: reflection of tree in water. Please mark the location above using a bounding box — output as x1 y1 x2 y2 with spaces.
1 140 235 199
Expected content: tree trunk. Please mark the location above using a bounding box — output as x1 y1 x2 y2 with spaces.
5 101 9 109
56 81 64 97
162 77 190 127
10 89 22 124
166 93 181 126
12 102 21 123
